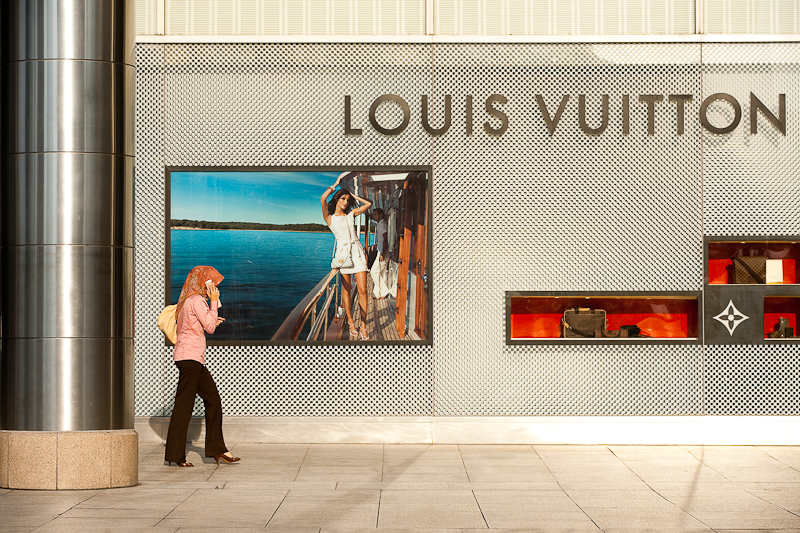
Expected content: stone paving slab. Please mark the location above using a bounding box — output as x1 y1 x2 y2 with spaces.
1 443 800 532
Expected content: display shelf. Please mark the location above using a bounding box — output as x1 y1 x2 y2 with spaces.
507 292 700 345
706 237 800 285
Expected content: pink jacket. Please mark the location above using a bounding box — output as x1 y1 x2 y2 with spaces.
173 294 218 364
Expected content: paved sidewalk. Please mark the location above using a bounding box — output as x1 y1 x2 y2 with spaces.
2 443 799 532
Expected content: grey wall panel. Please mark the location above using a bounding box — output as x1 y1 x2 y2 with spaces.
702 44 800 236
163 345 435 417
706 345 800 415
701 44 800 414
136 43 435 418
432 44 703 415
134 43 167 416
163 44 433 167
439 345 702 416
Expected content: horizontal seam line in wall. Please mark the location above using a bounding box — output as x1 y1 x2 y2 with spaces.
3 58 135 66
133 33 800 44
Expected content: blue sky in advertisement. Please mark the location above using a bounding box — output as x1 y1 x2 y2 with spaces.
171 170 341 225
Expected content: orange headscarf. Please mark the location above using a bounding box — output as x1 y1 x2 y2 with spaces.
175 266 224 318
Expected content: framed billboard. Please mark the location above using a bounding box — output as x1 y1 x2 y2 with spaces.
166 167 431 345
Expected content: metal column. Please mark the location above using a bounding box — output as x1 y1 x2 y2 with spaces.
1 0 135 431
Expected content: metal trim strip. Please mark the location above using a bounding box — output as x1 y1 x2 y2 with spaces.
136 34 800 45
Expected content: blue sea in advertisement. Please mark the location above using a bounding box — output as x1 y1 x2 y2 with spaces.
171 229 339 341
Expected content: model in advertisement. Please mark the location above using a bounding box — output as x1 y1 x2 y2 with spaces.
321 175 373 340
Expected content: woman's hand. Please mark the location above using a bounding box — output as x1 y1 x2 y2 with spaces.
351 193 371 205
207 283 220 301
321 175 343 205
350 193 373 217
324 175 342 195
216 317 226 326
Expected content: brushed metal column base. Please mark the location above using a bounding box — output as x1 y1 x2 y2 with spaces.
0 429 138 490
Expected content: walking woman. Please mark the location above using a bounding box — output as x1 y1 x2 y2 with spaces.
321 175 373 340
165 266 240 467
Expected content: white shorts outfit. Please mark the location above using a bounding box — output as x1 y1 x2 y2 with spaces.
328 212 368 274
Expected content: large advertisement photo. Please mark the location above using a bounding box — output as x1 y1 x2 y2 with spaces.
166 168 431 344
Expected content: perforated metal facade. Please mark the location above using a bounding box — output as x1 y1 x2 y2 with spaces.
135 42 800 418
135 43 168 417
706 345 800 415
701 44 800 415
702 44 800 237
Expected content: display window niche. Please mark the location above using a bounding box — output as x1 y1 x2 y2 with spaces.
506 291 701 345
706 238 800 286
764 296 800 340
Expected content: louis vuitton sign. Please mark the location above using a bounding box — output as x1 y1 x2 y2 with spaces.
344 93 786 137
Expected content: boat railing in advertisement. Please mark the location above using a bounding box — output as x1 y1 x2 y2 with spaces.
272 269 341 341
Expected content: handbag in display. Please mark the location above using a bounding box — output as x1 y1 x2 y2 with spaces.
331 243 354 269
766 317 795 338
620 324 648 338
731 256 767 284
601 325 649 338
157 304 178 344
562 308 607 338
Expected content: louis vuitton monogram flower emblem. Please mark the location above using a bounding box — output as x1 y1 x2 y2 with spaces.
713 300 750 336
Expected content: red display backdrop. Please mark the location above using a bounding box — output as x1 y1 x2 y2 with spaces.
510 296 698 339
763 297 800 337
707 241 799 285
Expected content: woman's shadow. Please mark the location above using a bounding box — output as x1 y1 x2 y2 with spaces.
150 415 219 464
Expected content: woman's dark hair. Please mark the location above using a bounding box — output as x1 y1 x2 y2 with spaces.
327 188 356 215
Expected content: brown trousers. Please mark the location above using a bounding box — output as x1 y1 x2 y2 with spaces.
164 360 228 463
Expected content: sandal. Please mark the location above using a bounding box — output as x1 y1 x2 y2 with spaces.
214 453 241 465
359 325 370 340
348 321 357 337
167 461 194 467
